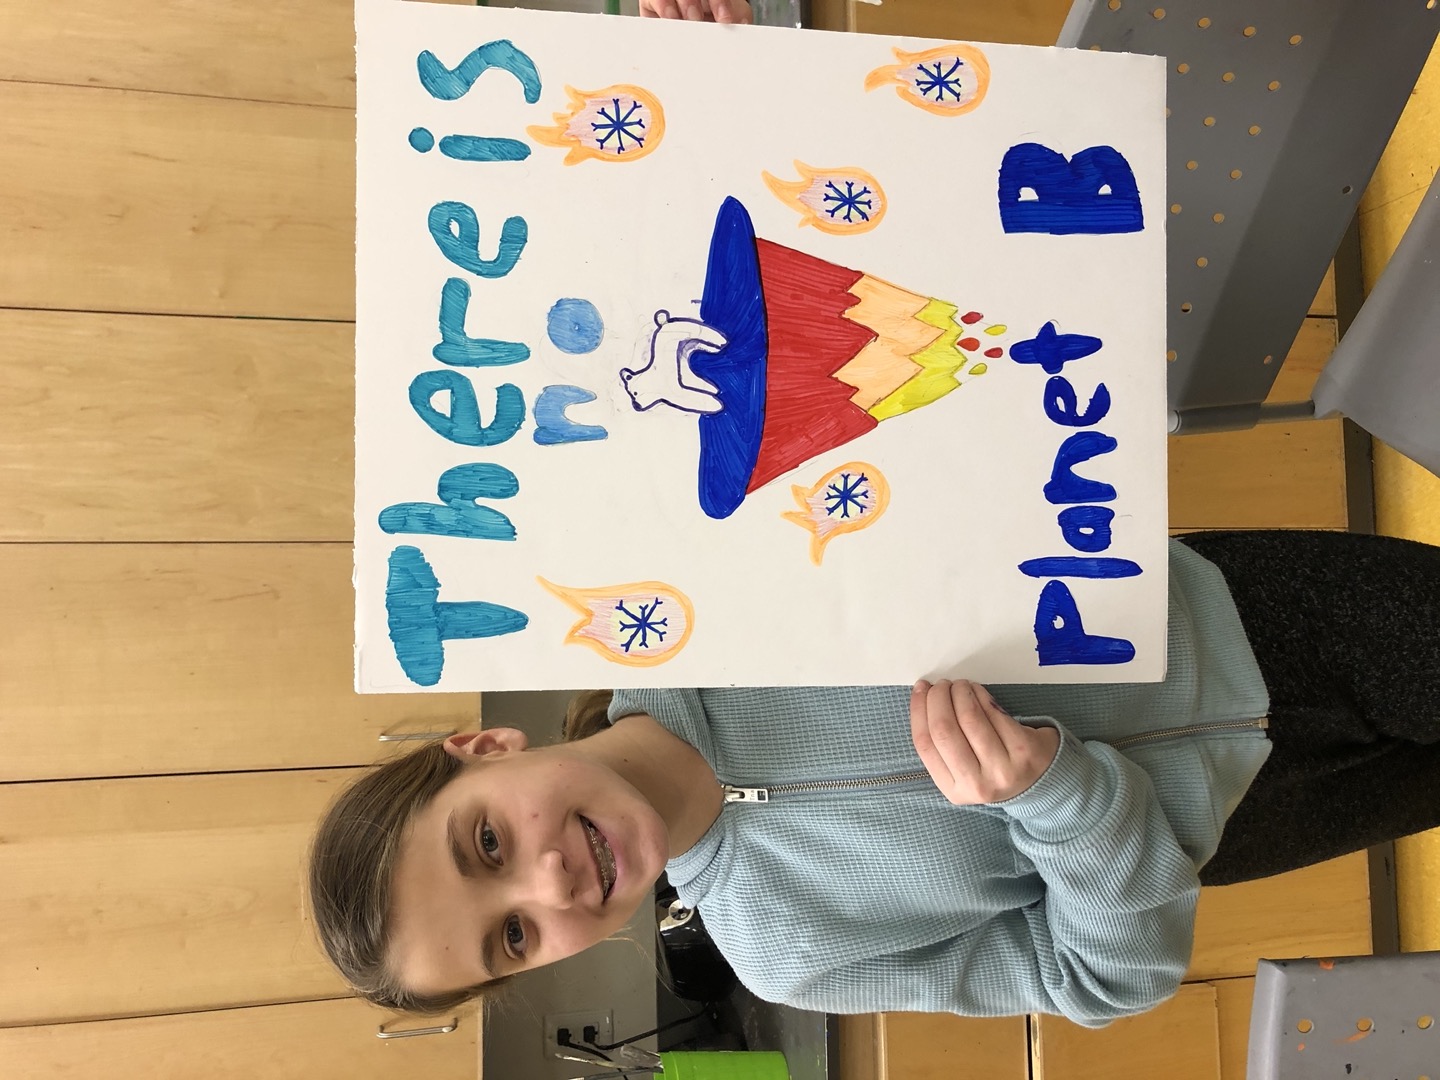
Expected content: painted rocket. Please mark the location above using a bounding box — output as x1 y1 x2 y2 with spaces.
622 197 1005 519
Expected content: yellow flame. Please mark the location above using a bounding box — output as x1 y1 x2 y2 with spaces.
761 161 888 235
781 462 891 566
538 578 694 666
527 85 667 165
870 299 985 421
864 44 991 117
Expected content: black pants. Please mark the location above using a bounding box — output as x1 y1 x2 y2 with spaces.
1174 531 1440 886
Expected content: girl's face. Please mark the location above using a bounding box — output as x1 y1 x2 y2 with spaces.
385 730 669 997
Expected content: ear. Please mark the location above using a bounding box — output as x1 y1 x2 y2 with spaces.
443 728 529 760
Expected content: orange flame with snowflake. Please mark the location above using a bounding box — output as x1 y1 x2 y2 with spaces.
538 578 695 666
864 44 991 117
782 463 892 565
762 162 888 235
527 84 666 165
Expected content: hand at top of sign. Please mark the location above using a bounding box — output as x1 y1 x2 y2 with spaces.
640 0 752 23
910 679 1061 805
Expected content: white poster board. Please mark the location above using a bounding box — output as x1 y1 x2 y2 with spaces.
355 0 1169 693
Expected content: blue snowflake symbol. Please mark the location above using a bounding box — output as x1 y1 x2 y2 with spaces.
914 58 966 102
824 472 871 519
592 97 647 154
615 598 668 652
822 180 875 223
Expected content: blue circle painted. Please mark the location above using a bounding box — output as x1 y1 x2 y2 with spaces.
546 298 605 355
408 127 436 152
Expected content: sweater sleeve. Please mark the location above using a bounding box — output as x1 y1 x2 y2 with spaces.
774 722 1199 1027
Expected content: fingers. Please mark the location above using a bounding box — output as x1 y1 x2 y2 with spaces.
946 680 1008 764
912 679 1007 803
641 0 752 21
976 690 1058 781
911 679 1049 804
910 680 962 798
710 0 754 22
911 680 979 796
972 685 1031 754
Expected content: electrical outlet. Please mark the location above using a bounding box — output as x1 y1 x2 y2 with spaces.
542 1009 615 1061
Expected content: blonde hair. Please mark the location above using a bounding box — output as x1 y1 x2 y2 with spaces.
563 689 615 742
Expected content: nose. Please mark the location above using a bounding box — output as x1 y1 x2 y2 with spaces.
518 846 577 910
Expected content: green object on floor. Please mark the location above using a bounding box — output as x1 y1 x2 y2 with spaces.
660 1051 789 1080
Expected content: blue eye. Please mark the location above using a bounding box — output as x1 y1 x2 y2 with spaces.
479 822 502 863
504 915 526 956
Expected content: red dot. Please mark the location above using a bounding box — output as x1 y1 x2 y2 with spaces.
985 347 1004 358
961 311 984 324
959 337 981 351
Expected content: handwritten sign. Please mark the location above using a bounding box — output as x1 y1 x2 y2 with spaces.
355 0 1169 692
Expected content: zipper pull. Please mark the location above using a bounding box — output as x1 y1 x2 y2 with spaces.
723 784 770 804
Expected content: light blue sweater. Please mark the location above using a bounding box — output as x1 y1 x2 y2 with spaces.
609 540 1272 1026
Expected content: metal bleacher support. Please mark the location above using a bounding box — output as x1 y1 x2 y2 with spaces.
1246 952 1440 1079
1313 168 1440 477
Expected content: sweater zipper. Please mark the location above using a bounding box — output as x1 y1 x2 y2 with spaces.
721 717 1269 804
1108 716 1269 750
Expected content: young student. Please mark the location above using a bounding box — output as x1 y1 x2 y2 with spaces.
310 529 1440 1026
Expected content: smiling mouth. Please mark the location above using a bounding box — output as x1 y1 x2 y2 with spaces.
580 815 616 901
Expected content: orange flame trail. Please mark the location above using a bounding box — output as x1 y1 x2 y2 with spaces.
538 578 694 666
762 161 888 235
864 44 991 117
527 85 666 165
782 462 891 565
